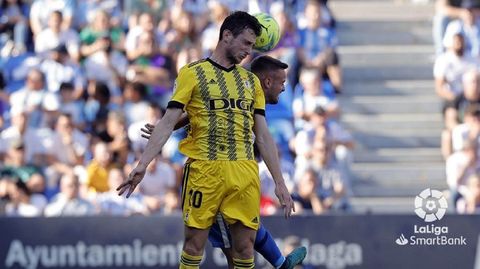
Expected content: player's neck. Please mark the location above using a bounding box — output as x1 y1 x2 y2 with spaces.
209 51 234 69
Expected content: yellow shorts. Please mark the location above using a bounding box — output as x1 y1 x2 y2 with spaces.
181 159 260 230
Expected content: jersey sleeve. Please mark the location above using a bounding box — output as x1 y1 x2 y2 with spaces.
253 75 266 116
167 66 195 110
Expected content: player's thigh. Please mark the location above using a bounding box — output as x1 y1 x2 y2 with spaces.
208 214 233 249
221 160 260 230
181 160 224 229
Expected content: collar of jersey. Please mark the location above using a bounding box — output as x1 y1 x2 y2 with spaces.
207 58 236 72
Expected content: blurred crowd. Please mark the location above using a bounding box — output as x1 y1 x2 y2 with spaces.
434 0 480 214
0 0 354 217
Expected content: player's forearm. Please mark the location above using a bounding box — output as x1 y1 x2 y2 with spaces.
256 132 285 186
138 109 180 168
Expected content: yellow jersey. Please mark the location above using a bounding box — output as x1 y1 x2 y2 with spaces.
167 58 266 161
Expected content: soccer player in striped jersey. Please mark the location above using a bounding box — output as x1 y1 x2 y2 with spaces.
118 11 294 269
141 55 307 269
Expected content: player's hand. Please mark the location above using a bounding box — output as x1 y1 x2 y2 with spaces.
117 165 146 198
274 182 295 218
141 123 155 140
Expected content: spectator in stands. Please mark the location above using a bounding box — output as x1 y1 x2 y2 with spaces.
457 173 480 213
85 142 112 194
267 2 298 84
84 81 113 135
258 149 296 215
1 112 41 165
35 10 80 61
80 10 125 58
96 167 148 216
75 0 123 30
82 38 128 99
2 178 44 217
450 104 480 155
293 68 339 130
434 25 479 106
433 0 480 55
446 137 480 207
122 81 150 125
0 0 27 56
125 12 165 60
309 139 348 212
29 0 74 37
297 0 342 93
58 82 86 128
165 6 201 71
201 0 230 56
43 113 88 196
442 70 480 158
292 168 324 215
39 44 84 94
294 106 354 172
0 139 46 195
9 69 57 128
126 31 174 106
124 1 167 28
139 156 178 214
128 102 163 156
94 111 130 166
44 173 95 216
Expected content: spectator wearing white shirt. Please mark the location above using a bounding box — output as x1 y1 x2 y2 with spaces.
39 44 84 95
45 173 95 217
457 173 480 213
125 12 165 60
44 113 89 196
434 25 480 105
446 138 480 208
35 11 80 62
29 0 74 36
9 69 57 128
3 178 44 217
293 68 339 130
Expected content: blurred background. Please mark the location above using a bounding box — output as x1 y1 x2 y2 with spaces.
0 0 479 268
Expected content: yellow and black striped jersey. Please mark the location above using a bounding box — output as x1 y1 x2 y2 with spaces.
167 58 266 161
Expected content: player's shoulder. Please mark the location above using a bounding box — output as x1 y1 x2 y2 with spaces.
187 58 208 68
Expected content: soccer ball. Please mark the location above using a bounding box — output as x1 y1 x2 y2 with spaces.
253 13 281 52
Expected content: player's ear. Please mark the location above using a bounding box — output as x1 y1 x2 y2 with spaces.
264 76 271 88
223 29 233 43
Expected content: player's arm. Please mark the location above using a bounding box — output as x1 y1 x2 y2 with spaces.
141 113 189 139
117 108 183 197
253 114 295 218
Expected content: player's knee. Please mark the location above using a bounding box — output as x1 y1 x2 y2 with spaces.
183 229 208 256
233 234 255 259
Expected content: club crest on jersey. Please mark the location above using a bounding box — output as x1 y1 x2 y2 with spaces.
244 80 251 89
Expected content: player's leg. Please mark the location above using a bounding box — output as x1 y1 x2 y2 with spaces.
229 222 256 268
180 227 209 269
208 214 235 268
180 160 224 269
221 160 261 269
254 223 307 269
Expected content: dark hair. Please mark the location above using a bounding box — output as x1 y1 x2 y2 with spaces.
250 55 288 75
219 11 262 41
59 82 74 91
94 82 111 105
465 104 480 117
51 10 63 19
129 82 148 99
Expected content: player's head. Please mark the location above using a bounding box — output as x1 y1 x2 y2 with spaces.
250 55 288 104
218 11 262 64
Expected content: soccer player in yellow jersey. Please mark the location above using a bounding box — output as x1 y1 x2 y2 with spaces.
117 11 294 269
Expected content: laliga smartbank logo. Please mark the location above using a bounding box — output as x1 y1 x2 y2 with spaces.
414 188 448 222
395 188 467 246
